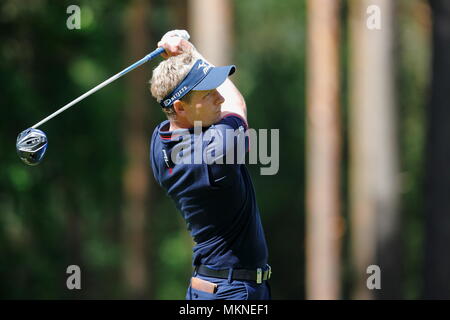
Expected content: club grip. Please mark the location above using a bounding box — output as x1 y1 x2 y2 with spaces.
146 47 166 61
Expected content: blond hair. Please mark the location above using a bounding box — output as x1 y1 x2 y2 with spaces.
149 47 199 118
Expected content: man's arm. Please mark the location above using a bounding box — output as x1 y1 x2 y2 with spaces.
217 78 247 124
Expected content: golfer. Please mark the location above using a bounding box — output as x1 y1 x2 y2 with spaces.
149 30 271 300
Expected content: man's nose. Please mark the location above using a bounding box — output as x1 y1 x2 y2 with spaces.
215 90 225 104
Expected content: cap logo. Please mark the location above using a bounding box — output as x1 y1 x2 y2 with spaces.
162 86 189 107
163 99 172 107
197 61 211 74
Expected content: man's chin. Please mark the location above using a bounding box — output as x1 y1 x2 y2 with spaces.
193 115 221 127
213 115 222 124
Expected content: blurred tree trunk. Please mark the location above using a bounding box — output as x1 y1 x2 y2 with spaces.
122 0 152 299
306 0 341 300
349 0 401 299
188 0 233 65
424 0 450 299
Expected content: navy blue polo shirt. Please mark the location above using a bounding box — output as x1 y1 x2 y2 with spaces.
150 113 268 270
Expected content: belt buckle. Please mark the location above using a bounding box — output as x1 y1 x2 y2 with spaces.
256 268 262 284
267 264 272 280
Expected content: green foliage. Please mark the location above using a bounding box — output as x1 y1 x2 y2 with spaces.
398 0 429 299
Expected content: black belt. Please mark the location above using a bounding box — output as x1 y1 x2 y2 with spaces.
196 264 272 284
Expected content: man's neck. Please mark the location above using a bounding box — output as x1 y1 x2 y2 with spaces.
169 119 191 131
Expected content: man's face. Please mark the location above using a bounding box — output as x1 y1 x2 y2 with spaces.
180 89 225 127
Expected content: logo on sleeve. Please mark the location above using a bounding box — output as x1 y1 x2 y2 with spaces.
162 149 173 174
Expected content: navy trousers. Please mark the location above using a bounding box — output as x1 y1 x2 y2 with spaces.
186 274 271 300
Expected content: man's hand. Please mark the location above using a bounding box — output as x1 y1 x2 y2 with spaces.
158 30 192 59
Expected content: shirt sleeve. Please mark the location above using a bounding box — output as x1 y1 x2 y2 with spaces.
149 127 163 186
218 113 248 131
203 113 249 165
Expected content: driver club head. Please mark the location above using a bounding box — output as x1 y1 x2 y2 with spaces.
16 128 48 166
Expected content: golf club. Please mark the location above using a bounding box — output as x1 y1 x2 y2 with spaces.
15 33 189 166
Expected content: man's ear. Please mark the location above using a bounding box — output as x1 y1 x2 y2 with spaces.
173 100 185 116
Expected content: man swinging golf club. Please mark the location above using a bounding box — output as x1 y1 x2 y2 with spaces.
149 30 271 300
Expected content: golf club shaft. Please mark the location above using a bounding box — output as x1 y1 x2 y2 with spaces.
31 47 165 129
